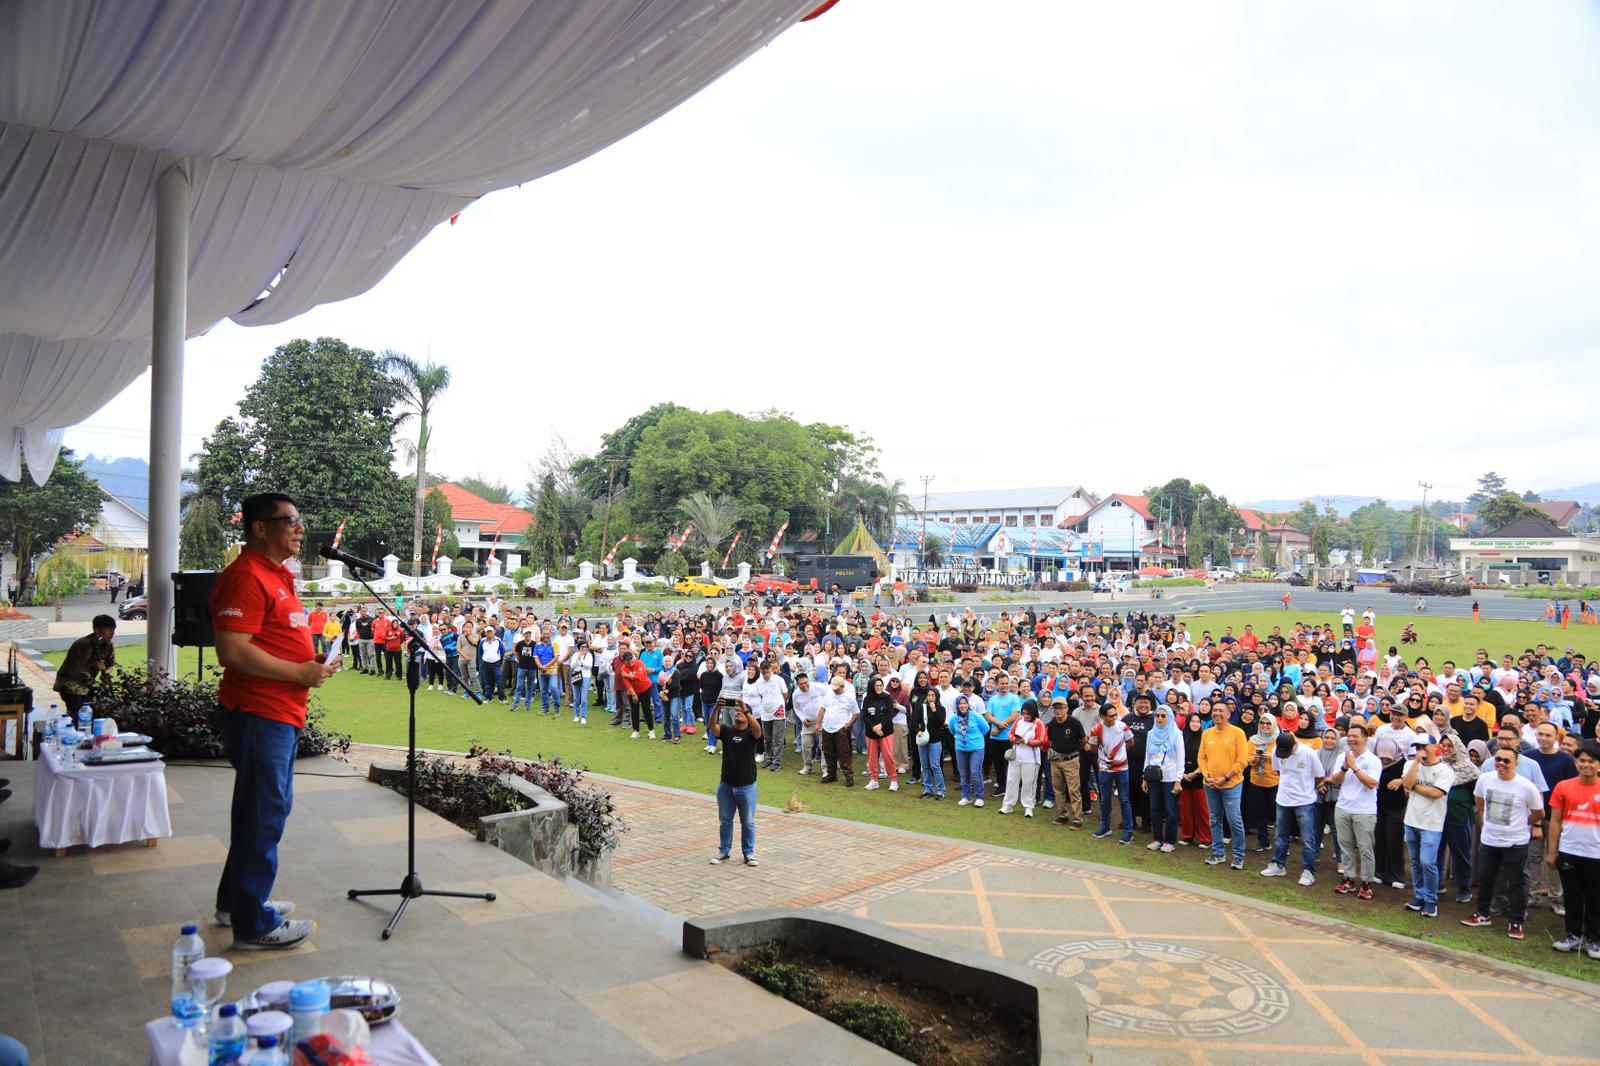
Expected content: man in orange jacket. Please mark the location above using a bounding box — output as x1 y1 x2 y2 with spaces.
1199 701 1251 870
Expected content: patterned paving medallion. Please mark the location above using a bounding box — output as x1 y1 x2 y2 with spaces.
1028 939 1291 1037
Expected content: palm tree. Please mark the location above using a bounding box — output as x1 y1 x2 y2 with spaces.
381 350 451 582
676 492 743 565
923 533 946 569
879 478 914 543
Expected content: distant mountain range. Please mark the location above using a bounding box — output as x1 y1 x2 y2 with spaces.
1243 485 1600 515
79 454 150 514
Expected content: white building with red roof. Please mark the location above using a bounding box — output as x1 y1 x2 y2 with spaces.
437 482 534 572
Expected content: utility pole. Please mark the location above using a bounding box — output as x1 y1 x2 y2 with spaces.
919 475 933 568
1414 481 1432 564
598 458 620 577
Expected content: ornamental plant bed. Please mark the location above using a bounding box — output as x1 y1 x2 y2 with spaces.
722 942 1031 1066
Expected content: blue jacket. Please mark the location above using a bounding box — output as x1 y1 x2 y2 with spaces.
949 708 989 752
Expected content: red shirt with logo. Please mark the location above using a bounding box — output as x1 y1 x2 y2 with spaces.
1550 777 1600 860
210 546 315 728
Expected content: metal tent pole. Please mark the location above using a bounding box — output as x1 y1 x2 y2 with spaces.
148 162 188 680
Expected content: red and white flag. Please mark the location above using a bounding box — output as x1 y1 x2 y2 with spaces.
668 523 694 552
765 520 790 560
486 530 502 564
721 531 743 568
331 516 349 550
602 533 630 566
430 524 444 568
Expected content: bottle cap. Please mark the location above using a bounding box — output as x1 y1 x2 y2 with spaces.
257 1035 278 1049
218 1003 238 1018
289 980 330 1012
181 924 197 936
255 980 295 1009
247 1011 293 1038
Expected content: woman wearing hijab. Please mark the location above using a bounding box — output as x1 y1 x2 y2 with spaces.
1179 704 1212 847
950 695 989 806
1373 734 1409 889
1315 724 1345 871
1003 699 1048 817
888 676 915 783
861 677 899 791
1436 731 1479 905
1143 701 1184 851
912 687 946 800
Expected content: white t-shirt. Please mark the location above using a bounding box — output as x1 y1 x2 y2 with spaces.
791 684 825 727
1272 742 1326 808
1011 718 1044 765
820 688 857 732
1474 772 1543 848
1335 750 1382 816
1340 608 1355 627
1403 760 1455 832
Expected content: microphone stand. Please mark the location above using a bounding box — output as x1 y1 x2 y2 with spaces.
343 564 495 939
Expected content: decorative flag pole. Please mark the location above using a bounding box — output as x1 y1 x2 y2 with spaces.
721 531 742 569
602 533 630 567
430 523 444 570
668 523 694 553
486 530 501 568
330 516 349 550
765 520 790 561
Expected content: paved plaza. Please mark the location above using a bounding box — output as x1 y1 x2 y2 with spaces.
600 774 1600 1066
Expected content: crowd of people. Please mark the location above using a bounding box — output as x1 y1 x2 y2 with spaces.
314 593 1600 959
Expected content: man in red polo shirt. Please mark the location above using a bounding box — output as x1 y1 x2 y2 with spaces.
210 493 334 950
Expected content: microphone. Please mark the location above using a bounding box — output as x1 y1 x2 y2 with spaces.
319 543 385 574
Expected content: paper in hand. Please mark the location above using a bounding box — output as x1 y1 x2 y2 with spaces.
325 634 345 670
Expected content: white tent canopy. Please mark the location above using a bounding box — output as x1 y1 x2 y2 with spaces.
0 0 823 671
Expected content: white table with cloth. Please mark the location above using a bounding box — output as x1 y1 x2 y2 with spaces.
144 1016 441 1066
32 748 172 852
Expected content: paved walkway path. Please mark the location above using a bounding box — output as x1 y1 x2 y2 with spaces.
593 773 1600 1066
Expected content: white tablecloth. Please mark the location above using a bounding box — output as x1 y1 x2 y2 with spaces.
32 748 172 850
145 1016 440 1066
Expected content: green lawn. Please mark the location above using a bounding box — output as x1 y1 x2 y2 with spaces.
1178 611 1598 669
64 616 1597 983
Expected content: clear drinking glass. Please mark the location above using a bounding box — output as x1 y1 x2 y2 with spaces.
187 956 233 1037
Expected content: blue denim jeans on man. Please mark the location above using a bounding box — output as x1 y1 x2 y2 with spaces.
539 672 561 713
716 781 757 860
1207 782 1245 863
1098 768 1133 837
1405 825 1443 908
212 708 298 940
511 666 535 708
1272 802 1320 872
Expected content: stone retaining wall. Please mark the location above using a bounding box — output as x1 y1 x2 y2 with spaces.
0 619 48 640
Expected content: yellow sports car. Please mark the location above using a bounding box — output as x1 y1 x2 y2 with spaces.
673 577 726 597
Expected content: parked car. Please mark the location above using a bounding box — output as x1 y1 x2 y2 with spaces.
673 577 726 598
1207 568 1236 581
117 595 148 620
747 574 799 595
1285 572 1310 587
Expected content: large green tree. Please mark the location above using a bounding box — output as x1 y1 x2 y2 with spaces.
527 471 563 575
179 495 228 571
196 337 410 560
1478 491 1542 532
382 350 452 581
0 450 104 604
570 402 685 499
1467 471 1507 510
1144 478 1244 566
456 474 513 505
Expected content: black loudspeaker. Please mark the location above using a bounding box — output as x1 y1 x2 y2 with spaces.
172 570 218 647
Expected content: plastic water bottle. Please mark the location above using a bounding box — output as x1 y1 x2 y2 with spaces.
288 981 329 1044
43 719 55 758
245 1033 287 1065
170 924 207 1030
208 1003 247 1064
77 702 92 740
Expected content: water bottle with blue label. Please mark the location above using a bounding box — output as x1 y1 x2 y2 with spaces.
170 924 206 1030
77 702 93 738
208 1003 247 1064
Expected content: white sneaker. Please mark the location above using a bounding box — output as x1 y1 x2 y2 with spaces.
1024 809 1034 818
1298 870 1315 887
998 805 1012 815
958 797 971 806
798 767 811 775
1261 864 1286 877
630 731 639 739
863 780 879 791
648 730 655 740
888 781 899 792
879 771 888 779
974 799 985 808
1146 840 1161 852
1043 800 1054 809
755 754 765 765
1160 843 1175 853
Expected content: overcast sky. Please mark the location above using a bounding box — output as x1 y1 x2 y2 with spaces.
64 0 1600 505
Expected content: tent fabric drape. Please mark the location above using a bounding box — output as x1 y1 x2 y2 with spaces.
0 0 820 477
